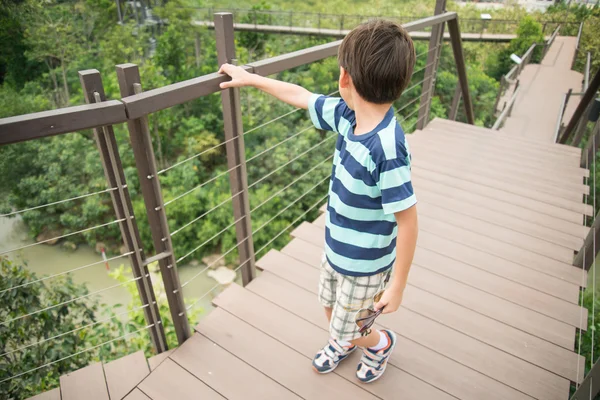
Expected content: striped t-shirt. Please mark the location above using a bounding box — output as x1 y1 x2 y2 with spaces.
308 94 417 277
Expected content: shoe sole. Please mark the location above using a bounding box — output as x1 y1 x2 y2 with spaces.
312 346 357 374
358 332 397 384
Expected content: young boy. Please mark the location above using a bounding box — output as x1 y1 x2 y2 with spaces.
219 19 418 383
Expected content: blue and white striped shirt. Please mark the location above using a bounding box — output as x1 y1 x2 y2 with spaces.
308 94 417 276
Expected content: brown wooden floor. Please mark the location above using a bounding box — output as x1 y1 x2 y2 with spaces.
32 118 589 399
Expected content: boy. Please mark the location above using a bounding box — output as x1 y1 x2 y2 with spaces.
219 19 418 383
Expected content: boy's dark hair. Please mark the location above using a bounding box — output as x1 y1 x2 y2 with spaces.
338 19 416 104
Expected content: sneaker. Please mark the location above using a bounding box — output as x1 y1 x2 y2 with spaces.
312 338 357 374
356 330 397 383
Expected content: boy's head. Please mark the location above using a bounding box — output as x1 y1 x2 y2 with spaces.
338 19 416 107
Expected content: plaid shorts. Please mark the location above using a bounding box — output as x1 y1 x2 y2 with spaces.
318 255 392 342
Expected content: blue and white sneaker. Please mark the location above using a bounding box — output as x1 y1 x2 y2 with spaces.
356 330 397 383
312 338 357 374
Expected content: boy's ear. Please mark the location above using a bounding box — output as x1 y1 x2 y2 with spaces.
339 66 351 88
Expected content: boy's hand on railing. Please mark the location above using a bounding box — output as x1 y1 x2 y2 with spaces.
219 63 313 110
219 63 255 89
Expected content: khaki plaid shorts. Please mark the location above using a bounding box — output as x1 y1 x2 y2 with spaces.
318 255 392 342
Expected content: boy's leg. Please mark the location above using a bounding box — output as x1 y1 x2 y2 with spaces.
324 306 333 322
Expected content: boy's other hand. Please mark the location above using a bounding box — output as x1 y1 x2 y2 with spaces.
374 284 403 314
218 63 254 89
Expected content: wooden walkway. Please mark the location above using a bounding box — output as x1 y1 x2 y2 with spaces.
32 118 589 400
193 20 531 42
501 36 584 142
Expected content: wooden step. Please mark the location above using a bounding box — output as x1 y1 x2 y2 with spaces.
412 168 588 223
148 349 175 371
411 174 588 238
291 222 583 304
103 351 150 400
281 238 578 350
123 389 151 400
428 118 582 156
60 362 109 400
408 133 588 180
414 201 574 262
171 333 300 399
137 358 224 400
409 144 588 203
419 125 581 166
411 188 582 251
196 306 377 400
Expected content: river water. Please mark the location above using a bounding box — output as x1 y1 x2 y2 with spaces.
0 216 220 318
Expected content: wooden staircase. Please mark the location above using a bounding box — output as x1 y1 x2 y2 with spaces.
28 118 589 400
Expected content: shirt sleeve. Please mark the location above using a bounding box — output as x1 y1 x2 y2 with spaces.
308 94 351 133
376 156 417 215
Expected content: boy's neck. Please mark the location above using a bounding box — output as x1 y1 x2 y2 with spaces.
352 98 393 136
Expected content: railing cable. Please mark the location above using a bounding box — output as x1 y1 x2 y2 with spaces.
248 133 335 189
171 190 244 237
592 131 597 369
0 187 119 218
157 136 239 176
0 252 134 294
0 275 145 326
250 155 332 214
0 218 126 256
246 124 315 163
0 324 153 384
0 302 152 358
176 215 245 263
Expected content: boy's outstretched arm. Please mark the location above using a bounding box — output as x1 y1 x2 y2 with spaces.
219 63 313 110
374 205 418 313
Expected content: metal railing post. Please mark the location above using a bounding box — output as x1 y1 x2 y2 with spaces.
214 13 257 286
448 15 475 125
572 357 600 399
79 69 168 353
116 63 191 345
416 0 446 130
582 121 600 168
559 68 600 145
449 83 461 121
574 207 600 271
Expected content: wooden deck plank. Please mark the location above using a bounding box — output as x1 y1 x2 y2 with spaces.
103 351 150 400
59 362 109 400
410 144 589 208
414 201 574 262
428 118 583 157
138 359 224 400
418 215 585 288
413 175 588 238
171 333 301 400
414 188 582 251
214 283 455 400
196 308 378 400
409 144 586 201
247 271 532 400
258 249 583 382
26 388 61 400
282 238 577 350
413 168 588 222
417 125 582 166
408 133 587 179
147 349 174 371
292 222 583 304
123 389 150 400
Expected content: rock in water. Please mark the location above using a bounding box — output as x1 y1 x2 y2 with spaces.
36 230 62 245
202 253 225 269
95 242 106 254
207 266 236 286
62 241 78 252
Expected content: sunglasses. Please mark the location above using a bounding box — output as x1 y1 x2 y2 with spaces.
355 290 385 336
